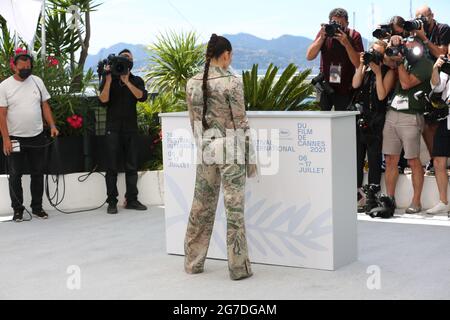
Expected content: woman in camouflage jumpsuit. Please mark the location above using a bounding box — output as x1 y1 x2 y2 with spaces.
184 34 255 280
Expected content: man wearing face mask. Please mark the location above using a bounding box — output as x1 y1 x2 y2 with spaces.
0 51 59 222
99 49 149 214
306 8 364 111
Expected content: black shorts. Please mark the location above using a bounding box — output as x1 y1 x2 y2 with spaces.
432 120 450 157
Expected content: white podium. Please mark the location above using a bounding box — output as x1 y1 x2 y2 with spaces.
160 111 359 271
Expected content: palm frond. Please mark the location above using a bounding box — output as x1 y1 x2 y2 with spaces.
243 63 314 111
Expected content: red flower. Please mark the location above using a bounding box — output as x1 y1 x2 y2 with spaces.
67 114 83 129
47 56 59 67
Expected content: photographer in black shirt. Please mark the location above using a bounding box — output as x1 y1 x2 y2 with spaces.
352 40 396 214
99 49 149 214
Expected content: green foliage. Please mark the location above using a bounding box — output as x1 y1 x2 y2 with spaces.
0 16 15 82
146 31 205 101
136 92 187 170
0 1 100 136
242 63 315 111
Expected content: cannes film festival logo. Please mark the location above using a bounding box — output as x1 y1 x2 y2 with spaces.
367 265 381 290
66 265 81 290
167 121 281 176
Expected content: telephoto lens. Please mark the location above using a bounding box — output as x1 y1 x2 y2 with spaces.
404 17 427 32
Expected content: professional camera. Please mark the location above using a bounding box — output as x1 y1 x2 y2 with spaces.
97 54 133 78
363 50 384 66
385 45 407 57
403 16 429 32
324 21 343 37
414 90 449 122
311 73 335 96
440 56 450 75
372 24 393 39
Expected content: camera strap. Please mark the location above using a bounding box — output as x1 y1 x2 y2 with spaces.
30 76 44 109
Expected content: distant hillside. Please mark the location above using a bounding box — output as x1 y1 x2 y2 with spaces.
85 43 149 74
222 33 318 72
86 33 371 75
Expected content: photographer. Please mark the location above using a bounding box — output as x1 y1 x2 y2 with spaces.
374 16 409 174
373 16 407 42
412 5 450 174
382 37 434 215
99 49 149 214
426 54 450 215
352 40 396 214
0 51 59 222
414 6 450 61
306 8 364 111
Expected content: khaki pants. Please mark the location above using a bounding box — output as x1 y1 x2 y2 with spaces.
184 163 253 280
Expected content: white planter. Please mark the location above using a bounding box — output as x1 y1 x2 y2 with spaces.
0 170 164 216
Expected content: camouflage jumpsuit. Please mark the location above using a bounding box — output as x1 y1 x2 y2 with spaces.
184 66 253 280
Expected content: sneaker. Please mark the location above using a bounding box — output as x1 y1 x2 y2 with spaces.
426 201 450 215
32 210 48 220
107 203 118 214
13 211 24 223
405 204 422 214
125 200 147 211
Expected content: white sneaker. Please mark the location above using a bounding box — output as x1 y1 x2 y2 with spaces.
426 201 450 215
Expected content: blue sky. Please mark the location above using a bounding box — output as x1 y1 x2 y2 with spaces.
89 0 450 53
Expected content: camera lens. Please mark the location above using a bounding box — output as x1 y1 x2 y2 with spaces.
404 19 422 32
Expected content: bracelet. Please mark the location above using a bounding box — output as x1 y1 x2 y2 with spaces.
423 39 429 45
50 125 57 129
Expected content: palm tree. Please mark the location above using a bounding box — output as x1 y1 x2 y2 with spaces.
243 63 316 111
36 0 101 91
146 31 205 101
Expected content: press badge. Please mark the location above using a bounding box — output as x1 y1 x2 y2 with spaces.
329 64 342 84
391 95 409 111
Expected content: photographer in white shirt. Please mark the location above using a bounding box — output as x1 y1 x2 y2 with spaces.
426 54 450 215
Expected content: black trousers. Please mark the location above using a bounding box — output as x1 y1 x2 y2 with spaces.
319 91 352 111
105 131 139 204
356 123 383 188
7 133 46 212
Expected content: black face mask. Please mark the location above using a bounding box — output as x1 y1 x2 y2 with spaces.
18 68 32 80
